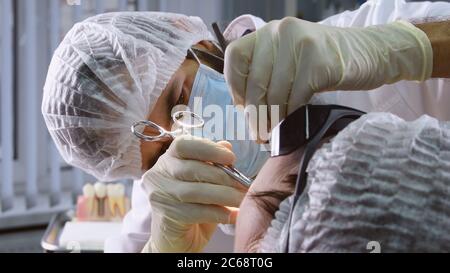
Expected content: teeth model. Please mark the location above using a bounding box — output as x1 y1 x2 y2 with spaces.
94 182 107 217
107 184 126 217
82 183 95 215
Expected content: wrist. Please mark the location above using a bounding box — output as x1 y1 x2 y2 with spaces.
336 21 433 91
392 21 433 81
415 21 450 78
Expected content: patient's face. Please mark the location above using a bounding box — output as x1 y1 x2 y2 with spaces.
235 147 304 252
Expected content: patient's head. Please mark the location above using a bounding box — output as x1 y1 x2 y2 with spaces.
237 112 450 253
234 135 330 253
235 146 302 252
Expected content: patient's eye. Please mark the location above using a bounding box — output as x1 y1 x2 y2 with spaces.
250 174 298 217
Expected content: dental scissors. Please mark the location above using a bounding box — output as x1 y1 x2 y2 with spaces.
131 111 253 188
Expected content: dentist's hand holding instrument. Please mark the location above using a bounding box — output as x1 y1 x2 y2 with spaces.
140 135 247 253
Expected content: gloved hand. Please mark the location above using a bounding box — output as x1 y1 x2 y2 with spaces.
140 135 247 253
224 17 433 142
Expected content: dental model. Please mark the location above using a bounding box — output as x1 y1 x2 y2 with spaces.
107 184 126 217
94 182 107 217
82 184 95 216
76 182 130 222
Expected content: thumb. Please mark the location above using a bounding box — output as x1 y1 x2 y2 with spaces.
217 141 233 152
169 135 236 166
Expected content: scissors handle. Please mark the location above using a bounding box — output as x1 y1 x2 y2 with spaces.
131 113 253 188
131 120 183 142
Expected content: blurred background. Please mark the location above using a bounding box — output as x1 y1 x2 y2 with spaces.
0 0 443 252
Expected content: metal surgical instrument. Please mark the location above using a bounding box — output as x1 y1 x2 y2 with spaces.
131 111 253 188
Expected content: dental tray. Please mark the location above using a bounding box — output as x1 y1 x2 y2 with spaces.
41 210 122 253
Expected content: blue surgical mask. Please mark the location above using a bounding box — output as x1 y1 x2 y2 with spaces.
188 63 269 178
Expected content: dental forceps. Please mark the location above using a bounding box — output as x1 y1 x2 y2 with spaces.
185 22 254 75
131 111 253 188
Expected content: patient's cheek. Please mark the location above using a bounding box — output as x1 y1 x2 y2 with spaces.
235 146 306 252
235 195 270 252
235 160 291 252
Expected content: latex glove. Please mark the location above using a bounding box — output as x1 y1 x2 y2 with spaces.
224 17 433 142
140 135 247 253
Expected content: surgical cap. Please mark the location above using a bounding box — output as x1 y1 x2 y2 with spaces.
42 12 213 181
260 113 450 252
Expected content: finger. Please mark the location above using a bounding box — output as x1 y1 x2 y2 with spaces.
169 135 236 165
224 32 256 106
287 48 319 115
267 18 300 128
151 178 245 207
151 194 239 225
245 22 278 103
241 21 280 142
287 22 326 115
156 157 247 190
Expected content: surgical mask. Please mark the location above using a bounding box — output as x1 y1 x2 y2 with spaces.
187 63 269 178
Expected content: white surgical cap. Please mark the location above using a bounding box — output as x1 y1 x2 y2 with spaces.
42 12 213 181
261 113 450 252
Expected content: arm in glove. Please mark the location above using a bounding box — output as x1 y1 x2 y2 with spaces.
140 135 247 253
224 17 433 141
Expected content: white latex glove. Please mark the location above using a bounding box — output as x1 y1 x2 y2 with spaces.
224 17 433 142
140 135 247 253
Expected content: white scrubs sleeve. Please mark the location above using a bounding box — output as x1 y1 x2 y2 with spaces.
312 0 450 121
